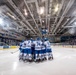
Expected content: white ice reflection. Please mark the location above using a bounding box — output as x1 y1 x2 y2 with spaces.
13 62 18 70
1 72 3 75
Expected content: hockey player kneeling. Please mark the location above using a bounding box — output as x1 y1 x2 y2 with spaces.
44 38 53 60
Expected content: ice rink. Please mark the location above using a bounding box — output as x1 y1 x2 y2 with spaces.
0 46 76 75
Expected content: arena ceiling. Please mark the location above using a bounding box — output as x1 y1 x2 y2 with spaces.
0 0 76 38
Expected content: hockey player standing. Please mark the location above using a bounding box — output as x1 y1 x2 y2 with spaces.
19 40 25 61
34 38 42 62
31 38 35 60
22 40 27 61
25 39 32 62
21 39 32 62
41 40 46 61
44 38 53 60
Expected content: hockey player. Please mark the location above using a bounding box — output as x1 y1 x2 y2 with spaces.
34 38 42 62
22 40 28 61
31 38 35 60
26 39 32 62
23 39 34 62
23 40 32 62
41 40 47 61
44 38 53 60
19 40 25 61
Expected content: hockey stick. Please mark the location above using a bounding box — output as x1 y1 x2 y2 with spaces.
11 50 19 54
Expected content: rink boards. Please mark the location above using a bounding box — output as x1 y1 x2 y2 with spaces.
0 46 19 50
53 45 76 48
0 45 76 50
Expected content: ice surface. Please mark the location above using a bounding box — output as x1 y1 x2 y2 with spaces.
0 47 76 75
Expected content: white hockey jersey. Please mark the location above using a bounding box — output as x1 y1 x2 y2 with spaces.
21 41 26 49
34 40 42 50
41 42 46 50
44 41 51 49
25 40 31 49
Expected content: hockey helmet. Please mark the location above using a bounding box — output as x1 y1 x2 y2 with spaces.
44 38 48 41
37 37 41 40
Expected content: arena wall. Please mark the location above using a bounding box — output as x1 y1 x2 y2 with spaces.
0 46 19 50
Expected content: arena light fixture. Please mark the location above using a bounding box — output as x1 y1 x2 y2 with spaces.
64 22 76 28
42 20 44 23
24 9 28 16
67 18 70 21
64 25 76 28
74 22 76 25
54 4 59 12
0 18 3 25
39 7 45 15
69 28 75 34
7 12 16 20
0 18 9 28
